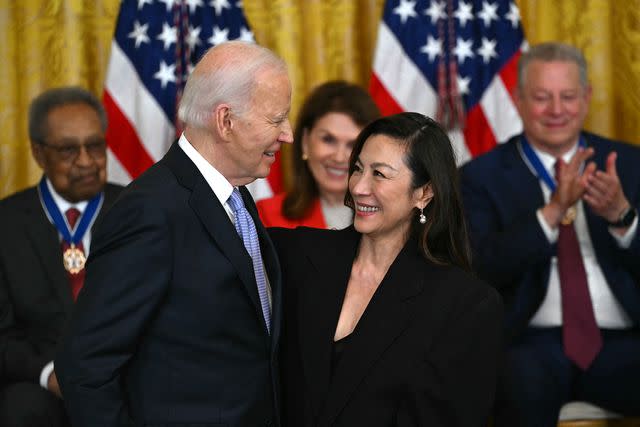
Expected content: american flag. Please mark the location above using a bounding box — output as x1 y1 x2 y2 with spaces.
103 0 282 200
370 0 526 163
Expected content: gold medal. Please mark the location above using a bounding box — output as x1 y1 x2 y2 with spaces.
63 244 86 274
561 206 577 225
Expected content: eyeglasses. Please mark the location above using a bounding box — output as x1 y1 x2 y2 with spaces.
39 139 107 162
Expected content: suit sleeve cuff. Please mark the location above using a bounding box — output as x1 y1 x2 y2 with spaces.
39 361 54 390
609 215 638 248
537 209 558 243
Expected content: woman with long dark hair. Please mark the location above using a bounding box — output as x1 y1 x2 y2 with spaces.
271 112 503 427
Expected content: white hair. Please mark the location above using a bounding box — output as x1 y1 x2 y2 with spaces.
178 41 287 129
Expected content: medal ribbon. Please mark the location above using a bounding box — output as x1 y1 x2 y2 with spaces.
519 135 587 193
37 177 103 246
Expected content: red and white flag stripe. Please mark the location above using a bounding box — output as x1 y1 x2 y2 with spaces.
370 20 526 164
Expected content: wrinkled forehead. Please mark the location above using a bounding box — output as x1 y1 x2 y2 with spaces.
255 66 291 93
247 68 291 110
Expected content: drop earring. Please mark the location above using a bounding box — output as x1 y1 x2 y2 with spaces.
302 153 308 161
419 208 426 224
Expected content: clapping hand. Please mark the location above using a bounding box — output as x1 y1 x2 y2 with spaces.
583 151 631 225
542 147 596 228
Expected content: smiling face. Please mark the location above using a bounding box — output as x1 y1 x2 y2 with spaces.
302 112 361 205
31 103 107 202
349 134 429 242
224 68 293 186
516 59 591 157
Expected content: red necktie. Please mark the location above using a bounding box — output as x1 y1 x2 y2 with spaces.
555 161 603 370
61 207 85 301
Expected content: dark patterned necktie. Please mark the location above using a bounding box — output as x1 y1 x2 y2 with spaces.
555 161 602 370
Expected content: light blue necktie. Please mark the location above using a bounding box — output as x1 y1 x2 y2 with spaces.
228 188 271 334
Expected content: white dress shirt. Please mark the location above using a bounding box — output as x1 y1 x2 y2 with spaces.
527 143 637 328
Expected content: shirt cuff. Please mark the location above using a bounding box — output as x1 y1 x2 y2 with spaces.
39 361 55 390
537 208 558 243
609 215 638 249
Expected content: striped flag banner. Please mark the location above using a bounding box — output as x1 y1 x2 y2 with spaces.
370 0 526 164
104 0 282 200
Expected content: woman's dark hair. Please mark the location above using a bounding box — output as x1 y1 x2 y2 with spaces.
283 81 381 219
344 112 471 270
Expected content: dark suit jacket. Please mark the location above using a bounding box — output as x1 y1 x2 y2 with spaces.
56 143 282 427
270 226 503 427
459 132 640 340
0 182 121 384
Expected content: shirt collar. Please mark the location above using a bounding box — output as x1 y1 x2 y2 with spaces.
177 133 234 207
529 140 580 176
46 178 89 214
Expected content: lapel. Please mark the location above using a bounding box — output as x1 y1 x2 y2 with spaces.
25 189 73 311
297 227 359 419
321 237 425 425
297 227 426 424
163 144 267 335
94 184 120 233
502 137 546 215
502 137 554 296
580 136 609 245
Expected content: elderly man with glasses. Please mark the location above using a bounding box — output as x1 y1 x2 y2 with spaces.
0 87 122 427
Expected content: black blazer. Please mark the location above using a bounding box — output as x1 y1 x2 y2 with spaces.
0 182 121 384
270 226 503 427
459 132 640 339
56 143 283 427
